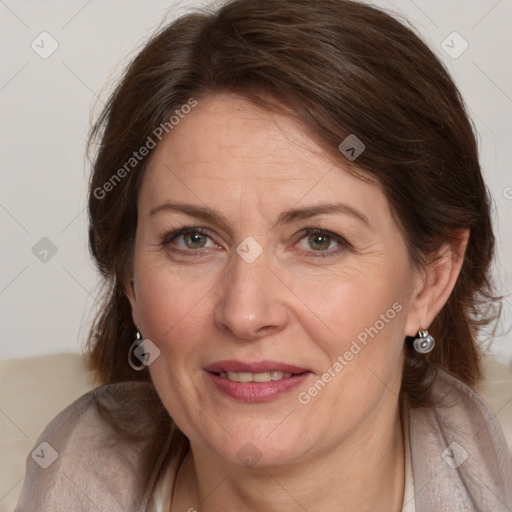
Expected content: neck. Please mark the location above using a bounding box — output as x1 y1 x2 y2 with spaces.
171 403 406 512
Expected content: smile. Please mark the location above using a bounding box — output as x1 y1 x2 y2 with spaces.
204 361 311 402
216 371 294 382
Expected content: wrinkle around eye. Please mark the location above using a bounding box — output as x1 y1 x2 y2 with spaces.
174 232 215 250
291 228 352 258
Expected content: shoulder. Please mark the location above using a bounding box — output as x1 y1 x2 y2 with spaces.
31 380 174 456
16 381 187 512
475 355 512 455
408 360 512 511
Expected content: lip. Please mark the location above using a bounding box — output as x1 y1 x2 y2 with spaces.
204 360 311 403
204 360 309 374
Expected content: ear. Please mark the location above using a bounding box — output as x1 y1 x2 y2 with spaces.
124 275 140 328
405 229 469 336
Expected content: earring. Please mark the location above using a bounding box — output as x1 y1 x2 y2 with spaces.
128 329 145 371
413 329 435 354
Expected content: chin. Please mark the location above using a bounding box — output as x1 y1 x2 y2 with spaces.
193 416 319 469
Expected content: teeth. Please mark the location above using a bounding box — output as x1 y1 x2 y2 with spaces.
218 371 294 382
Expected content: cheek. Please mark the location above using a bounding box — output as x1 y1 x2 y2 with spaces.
291 273 408 422
286 260 411 417
311 285 405 382
135 267 213 420
133 261 214 354
287 257 410 349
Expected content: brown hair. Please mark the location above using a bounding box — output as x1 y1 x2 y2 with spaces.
87 0 497 407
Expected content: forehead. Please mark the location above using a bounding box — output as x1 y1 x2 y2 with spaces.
151 94 330 174
140 94 388 221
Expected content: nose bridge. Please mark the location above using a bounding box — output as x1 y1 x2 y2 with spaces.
213 246 288 340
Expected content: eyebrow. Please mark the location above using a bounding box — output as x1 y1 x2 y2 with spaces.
276 203 369 226
150 202 232 232
149 201 369 228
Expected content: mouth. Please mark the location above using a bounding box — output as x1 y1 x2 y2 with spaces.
204 360 311 402
213 370 298 383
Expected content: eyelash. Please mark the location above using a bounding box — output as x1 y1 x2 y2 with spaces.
295 229 351 257
160 227 351 258
161 227 214 253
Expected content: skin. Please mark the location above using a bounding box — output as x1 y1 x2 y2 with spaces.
125 93 467 511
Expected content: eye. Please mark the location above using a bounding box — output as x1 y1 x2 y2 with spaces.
305 232 332 251
296 229 350 256
162 228 217 251
181 231 209 249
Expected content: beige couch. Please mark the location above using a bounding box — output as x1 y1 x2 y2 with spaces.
1 353 511 512
0 354 97 512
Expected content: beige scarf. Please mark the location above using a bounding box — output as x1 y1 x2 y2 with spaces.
15 369 512 511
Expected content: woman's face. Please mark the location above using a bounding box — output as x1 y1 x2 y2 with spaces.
127 94 422 467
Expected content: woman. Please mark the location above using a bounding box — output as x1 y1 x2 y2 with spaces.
16 0 512 510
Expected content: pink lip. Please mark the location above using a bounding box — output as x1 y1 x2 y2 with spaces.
204 360 309 374
204 360 311 403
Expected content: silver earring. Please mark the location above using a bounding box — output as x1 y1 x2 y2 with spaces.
413 329 435 354
128 329 145 371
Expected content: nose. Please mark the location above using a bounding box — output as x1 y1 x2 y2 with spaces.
213 251 289 341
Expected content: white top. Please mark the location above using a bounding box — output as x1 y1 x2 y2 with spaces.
147 458 175 512
148 426 416 512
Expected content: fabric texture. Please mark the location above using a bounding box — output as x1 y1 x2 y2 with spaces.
410 370 512 511
14 383 187 512
147 451 180 512
15 368 512 512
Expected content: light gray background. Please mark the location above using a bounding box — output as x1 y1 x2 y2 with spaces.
1 0 511 366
